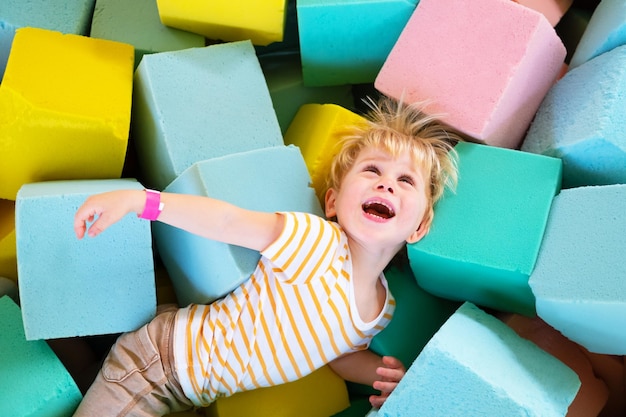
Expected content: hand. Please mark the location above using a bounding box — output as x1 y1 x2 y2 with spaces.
369 355 406 409
74 190 141 239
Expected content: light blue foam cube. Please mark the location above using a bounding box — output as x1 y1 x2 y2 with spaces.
522 44 626 188
16 179 156 340
0 296 82 416
569 0 626 69
0 0 94 80
530 184 626 355
132 40 284 190
297 0 418 86
378 302 580 417
153 145 324 306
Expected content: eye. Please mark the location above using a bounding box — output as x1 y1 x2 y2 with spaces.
398 175 415 186
363 164 380 175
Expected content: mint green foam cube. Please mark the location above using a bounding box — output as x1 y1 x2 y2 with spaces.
408 141 562 316
0 296 82 416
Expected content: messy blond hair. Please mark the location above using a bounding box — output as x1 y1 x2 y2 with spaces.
327 95 461 229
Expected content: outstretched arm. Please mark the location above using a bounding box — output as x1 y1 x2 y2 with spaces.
329 350 405 408
74 189 283 252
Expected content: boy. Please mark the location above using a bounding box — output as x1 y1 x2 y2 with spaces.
72 96 460 416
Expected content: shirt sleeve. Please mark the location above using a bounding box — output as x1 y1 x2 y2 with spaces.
261 212 342 285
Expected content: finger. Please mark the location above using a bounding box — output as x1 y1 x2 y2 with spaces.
376 365 405 381
381 355 405 370
369 393 389 409
373 380 399 394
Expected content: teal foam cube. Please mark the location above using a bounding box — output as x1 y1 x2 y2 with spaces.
408 141 562 316
0 296 82 416
297 0 417 86
16 179 156 340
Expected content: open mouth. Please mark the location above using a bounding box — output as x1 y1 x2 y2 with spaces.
362 200 396 219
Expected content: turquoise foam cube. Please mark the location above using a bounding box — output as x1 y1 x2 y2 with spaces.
0 296 82 416
522 44 626 189
408 141 562 316
0 0 94 80
16 179 156 340
378 302 580 417
153 145 324 306
297 0 417 86
90 0 205 68
132 40 284 190
530 184 626 355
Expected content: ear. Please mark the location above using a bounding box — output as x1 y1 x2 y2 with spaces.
324 188 337 219
406 220 430 244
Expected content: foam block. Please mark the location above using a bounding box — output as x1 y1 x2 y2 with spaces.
529 184 626 354
205 365 349 417
155 0 286 46
153 146 324 306
569 0 626 69
0 0 94 80
16 179 156 340
502 314 609 417
378 302 581 417
283 103 366 203
259 53 356 134
0 199 17 281
375 0 566 148
408 141 562 316
522 45 626 189
297 0 417 86
0 296 83 416
132 40 284 190
515 0 573 26
90 0 205 68
0 27 133 200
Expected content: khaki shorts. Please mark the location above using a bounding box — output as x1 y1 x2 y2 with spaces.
73 307 193 417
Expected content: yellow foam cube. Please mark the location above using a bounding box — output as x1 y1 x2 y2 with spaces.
0 199 17 282
284 104 366 204
205 365 350 417
156 0 286 46
0 27 134 200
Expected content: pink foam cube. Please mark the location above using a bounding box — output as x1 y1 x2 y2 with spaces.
375 0 566 149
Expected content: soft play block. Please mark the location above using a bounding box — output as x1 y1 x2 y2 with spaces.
378 302 581 417
504 314 609 417
156 0 286 46
569 0 626 69
375 0 566 149
0 199 17 282
259 53 356 134
516 0 573 26
297 0 417 86
529 184 626 355
16 179 156 340
283 103 366 203
522 44 626 189
90 0 205 68
132 40 283 190
0 27 133 201
153 146 324 306
408 141 562 316
0 0 94 80
0 296 83 417
205 365 349 417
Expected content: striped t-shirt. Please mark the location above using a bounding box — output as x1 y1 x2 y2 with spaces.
172 212 396 407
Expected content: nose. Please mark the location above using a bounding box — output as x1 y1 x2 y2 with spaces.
377 183 394 194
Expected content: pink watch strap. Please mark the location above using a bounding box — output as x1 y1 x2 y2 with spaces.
138 189 164 221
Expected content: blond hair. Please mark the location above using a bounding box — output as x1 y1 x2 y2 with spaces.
327 95 461 229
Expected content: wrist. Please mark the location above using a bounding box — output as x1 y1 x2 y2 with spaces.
138 189 164 221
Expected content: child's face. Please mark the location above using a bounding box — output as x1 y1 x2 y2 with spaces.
325 147 430 251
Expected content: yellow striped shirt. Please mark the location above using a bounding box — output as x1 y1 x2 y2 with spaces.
172 212 396 406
